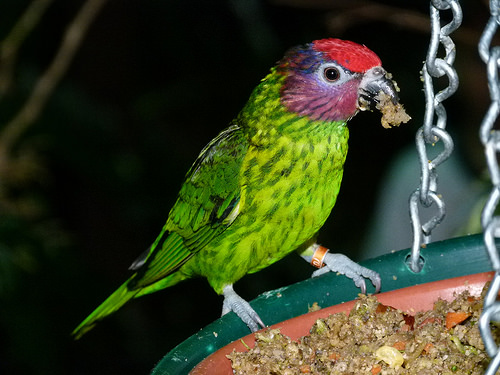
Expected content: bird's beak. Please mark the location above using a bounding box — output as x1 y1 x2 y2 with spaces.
357 66 399 112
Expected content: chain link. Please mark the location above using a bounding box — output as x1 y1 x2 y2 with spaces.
478 0 500 373
408 0 460 272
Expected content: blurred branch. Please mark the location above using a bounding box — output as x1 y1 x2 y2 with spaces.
273 0 482 47
0 0 55 98
326 4 429 35
0 0 107 157
0 0 107 174
324 4 481 46
0 0 107 219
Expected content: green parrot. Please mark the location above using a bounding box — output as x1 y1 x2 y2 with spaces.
73 38 408 338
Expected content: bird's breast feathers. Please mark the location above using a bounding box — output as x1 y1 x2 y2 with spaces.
237 130 348 250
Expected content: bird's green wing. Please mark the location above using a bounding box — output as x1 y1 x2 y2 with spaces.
129 125 247 289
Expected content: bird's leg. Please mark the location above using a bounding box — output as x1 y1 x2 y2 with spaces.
222 284 265 332
298 243 381 294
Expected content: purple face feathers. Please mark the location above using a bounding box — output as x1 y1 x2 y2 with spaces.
278 40 381 123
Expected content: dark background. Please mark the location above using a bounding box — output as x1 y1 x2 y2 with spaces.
0 1 491 374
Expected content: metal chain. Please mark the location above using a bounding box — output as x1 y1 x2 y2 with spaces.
478 1 500 373
408 0 460 273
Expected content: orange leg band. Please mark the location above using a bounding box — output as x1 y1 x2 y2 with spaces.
311 245 329 268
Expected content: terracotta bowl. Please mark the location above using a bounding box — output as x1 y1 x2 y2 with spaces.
190 271 494 375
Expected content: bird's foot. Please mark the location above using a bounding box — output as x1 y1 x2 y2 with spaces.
300 244 381 294
312 252 381 294
222 284 265 332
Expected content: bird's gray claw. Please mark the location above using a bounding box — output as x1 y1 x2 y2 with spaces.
354 278 367 294
222 285 265 332
317 253 381 294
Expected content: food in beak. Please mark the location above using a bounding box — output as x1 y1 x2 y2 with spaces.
358 67 411 129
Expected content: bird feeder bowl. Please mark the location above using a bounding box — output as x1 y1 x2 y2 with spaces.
151 234 496 374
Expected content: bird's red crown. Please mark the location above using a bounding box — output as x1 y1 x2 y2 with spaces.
312 38 381 73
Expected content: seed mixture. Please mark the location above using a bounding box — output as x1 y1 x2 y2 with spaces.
228 288 499 374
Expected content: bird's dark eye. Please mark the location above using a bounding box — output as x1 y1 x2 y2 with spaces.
323 67 340 82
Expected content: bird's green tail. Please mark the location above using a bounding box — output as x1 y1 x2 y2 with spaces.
72 280 139 340
72 271 186 339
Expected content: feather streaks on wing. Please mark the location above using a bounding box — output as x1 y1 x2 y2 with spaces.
129 125 247 288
